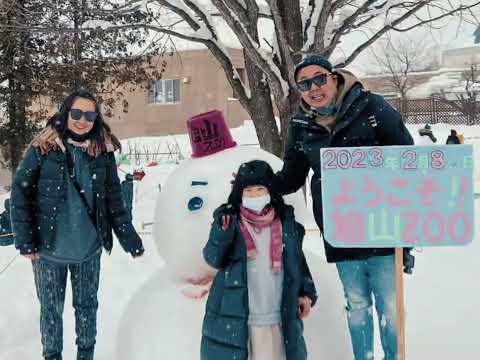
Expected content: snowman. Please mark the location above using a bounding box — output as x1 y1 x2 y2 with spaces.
116 111 352 359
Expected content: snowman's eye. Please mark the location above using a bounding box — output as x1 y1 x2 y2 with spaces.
191 181 208 186
188 196 203 211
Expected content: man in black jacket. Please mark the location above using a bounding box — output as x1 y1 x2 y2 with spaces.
273 55 413 360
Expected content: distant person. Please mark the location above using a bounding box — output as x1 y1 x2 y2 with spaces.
446 129 461 144
121 173 134 220
10 90 145 360
0 198 13 246
417 124 437 145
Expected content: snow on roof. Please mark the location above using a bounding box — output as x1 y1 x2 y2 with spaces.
407 72 462 98
362 67 474 80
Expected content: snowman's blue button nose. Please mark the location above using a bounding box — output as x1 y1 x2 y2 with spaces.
188 196 203 211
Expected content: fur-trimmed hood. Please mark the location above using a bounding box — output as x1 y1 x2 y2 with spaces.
30 127 116 157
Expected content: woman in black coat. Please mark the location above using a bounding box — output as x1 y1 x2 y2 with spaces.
10 90 144 360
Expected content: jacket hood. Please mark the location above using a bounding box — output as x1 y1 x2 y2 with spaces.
334 69 365 109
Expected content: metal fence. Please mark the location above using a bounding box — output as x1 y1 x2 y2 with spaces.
386 98 480 125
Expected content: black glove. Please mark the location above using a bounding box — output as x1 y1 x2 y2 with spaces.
403 248 415 274
215 203 236 231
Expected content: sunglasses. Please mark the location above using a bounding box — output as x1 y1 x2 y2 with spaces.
296 73 329 92
70 108 98 123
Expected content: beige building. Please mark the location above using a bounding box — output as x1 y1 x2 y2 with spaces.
109 48 250 138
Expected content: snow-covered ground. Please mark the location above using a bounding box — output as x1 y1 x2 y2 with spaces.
1 121 479 359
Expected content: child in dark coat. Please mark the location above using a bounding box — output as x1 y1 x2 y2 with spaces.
201 160 317 360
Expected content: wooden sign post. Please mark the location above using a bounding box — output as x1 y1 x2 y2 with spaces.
320 145 475 359
395 248 405 360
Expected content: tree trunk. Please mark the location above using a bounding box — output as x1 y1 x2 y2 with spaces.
236 0 303 158
273 0 303 156
8 78 28 178
400 95 408 123
73 0 84 90
243 51 282 157
278 92 300 156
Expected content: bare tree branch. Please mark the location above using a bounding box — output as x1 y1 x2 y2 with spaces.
393 1 480 32
155 0 202 32
267 0 296 88
223 0 249 26
324 0 377 58
243 0 260 31
182 0 218 39
313 0 332 52
330 0 355 14
335 1 431 68
210 0 288 102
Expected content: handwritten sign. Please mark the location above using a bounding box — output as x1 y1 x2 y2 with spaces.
320 145 474 248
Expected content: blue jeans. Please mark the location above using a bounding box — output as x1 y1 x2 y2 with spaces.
336 255 397 360
32 255 101 360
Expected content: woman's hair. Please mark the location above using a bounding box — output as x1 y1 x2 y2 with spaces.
46 89 121 150
227 160 286 218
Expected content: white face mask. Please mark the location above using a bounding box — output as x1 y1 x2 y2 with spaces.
242 194 271 213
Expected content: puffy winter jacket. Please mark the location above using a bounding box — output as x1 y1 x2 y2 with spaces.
10 132 144 257
201 205 317 360
274 73 414 263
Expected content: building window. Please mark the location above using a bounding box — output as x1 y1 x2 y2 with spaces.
148 79 180 104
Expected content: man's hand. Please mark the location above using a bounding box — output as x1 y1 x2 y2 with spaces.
187 275 214 286
23 253 40 260
299 296 312 319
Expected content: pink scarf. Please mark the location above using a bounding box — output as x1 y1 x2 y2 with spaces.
238 206 283 273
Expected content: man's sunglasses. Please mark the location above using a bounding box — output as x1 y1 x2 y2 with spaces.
296 73 329 92
70 108 98 123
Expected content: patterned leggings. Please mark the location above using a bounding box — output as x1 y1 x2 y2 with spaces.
32 255 101 360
